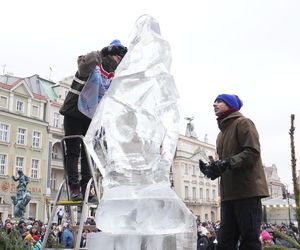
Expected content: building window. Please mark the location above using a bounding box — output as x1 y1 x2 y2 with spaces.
32 131 41 148
185 186 189 199
28 203 37 219
17 128 26 145
0 96 8 108
0 154 7 175
0 123 9 142
31 159 39 179
52 147 58 159
192 187 196 200
192 165 196 175
31 105 39 117
212 189 216 200
50 172 57 190
184 164 188 175
211 211 215 222
16 100 24 113
53 113 59 128
200 188 203 199
15 156 24 174
206 189 210 201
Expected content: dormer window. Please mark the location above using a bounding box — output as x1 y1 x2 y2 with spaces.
16 100 24 113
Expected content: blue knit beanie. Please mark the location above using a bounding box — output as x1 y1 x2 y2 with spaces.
215 94 243 110
110 39 126 48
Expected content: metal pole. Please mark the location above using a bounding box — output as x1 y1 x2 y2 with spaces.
263 205 267 223
287 192 291 225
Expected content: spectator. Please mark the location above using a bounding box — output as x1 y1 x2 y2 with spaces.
57 208 64 225
30 225 41 242
57 225 63 244
207 229 217 250
197 225 209 250
62 223 74 249
80 228 90 248
260 229 273 247
16 218 26 238
3 221 13 234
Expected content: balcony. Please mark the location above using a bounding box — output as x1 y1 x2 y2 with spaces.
184 197 219 207
51 158 64 169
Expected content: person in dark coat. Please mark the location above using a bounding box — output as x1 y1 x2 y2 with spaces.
59 40 127 201
199 94 269 250
197 226 210 250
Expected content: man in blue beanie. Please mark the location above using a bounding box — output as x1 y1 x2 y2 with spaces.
199 94 269 249
59 40 127 201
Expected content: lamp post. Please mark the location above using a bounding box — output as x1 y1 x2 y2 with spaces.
262 204 267 223
283 185 291 225
287 190 291 225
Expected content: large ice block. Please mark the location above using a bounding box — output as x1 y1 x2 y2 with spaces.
84 14 197 250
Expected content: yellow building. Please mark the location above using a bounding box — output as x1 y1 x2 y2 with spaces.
0 75 49 221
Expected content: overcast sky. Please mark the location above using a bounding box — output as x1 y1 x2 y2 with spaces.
1 0 299 189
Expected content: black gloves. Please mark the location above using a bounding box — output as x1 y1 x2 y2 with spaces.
101 45 128 58
199 160 220 180
199 159 231 180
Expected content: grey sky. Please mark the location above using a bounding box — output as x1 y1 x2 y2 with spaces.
1 0 299 189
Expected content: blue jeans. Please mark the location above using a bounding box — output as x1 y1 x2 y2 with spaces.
216 197 262 250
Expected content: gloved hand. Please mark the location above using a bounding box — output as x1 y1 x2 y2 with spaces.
199 160 209 176
101 45 128 58
199 160 220 180
109 45 128 57
206 159 231 180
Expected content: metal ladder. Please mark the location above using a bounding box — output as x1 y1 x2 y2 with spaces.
42 135 101 250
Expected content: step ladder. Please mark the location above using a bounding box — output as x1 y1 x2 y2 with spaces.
42 135 101 250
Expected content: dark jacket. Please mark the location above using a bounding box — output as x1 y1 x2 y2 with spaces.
59 51 102 120
197 233 209 250
216 111 269 201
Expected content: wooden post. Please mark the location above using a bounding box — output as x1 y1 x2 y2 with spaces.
289 114 300 233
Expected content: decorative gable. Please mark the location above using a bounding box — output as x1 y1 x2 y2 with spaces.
11 80 34 98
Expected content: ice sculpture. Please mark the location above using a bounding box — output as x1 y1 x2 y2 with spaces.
84 14 197 250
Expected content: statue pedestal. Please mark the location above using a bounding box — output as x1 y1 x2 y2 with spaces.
86 232 196 250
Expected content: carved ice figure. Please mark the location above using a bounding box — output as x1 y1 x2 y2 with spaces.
84 14 197 250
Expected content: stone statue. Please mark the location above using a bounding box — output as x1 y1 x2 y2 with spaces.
11 170 31 218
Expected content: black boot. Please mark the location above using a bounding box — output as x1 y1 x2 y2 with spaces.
69 183 83 201
81 182 98 203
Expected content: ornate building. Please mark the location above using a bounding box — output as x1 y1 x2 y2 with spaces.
0 74 49 221
264 164 285 199
262 164 297 224
171 131 220 223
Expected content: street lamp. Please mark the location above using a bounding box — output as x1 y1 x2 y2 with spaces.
282 185 291 225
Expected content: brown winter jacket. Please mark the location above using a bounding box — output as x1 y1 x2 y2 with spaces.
59 51 103 120
216 111 269 201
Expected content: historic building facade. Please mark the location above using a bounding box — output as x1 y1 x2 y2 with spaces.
45 76 71 204
262 164 297 224
0 75 49 221
172 134 220 222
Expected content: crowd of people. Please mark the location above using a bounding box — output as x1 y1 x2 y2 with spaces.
0 213 98 249
0 215 299 249
196 220 300 250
